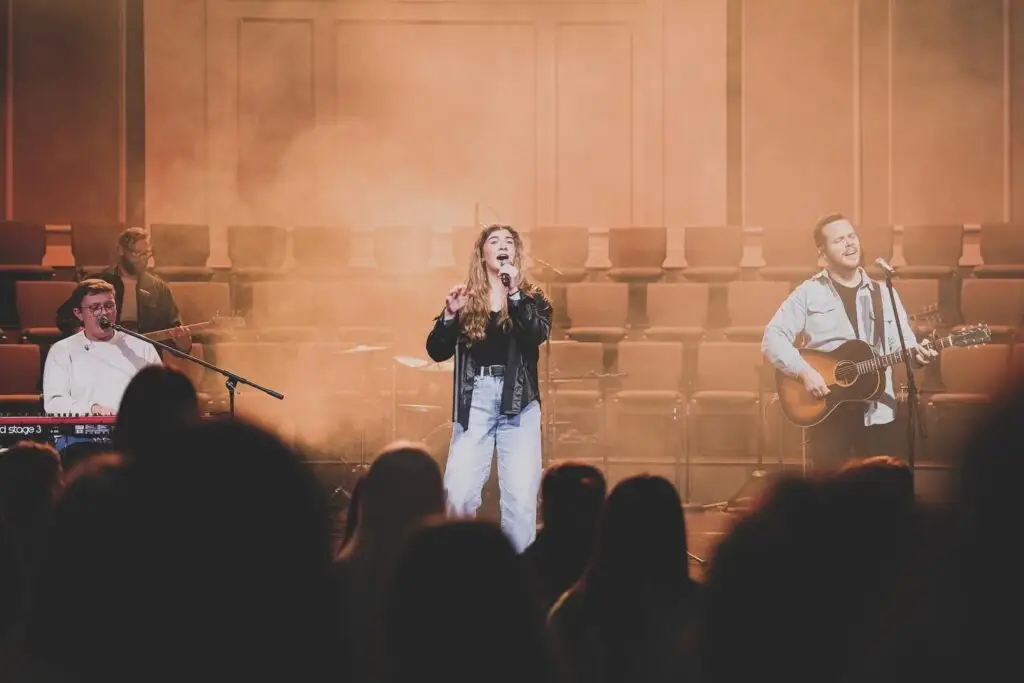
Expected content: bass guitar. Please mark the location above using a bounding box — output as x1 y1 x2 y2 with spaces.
775 324 991 427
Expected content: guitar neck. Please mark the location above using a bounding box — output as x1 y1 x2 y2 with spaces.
855 334 956 374
145 322 209 342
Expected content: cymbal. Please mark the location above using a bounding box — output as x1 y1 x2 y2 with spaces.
394 356 453 373
338 344 390 355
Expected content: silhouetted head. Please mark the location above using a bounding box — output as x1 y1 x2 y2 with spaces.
540 461 606 531
343 441 444 556
0 440 62 570
114 365 200 459
387 520 555 683
585 475 690 599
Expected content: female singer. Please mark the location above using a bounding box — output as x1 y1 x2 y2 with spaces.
425 224 552 553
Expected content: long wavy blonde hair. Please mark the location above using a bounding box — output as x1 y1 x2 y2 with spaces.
460 224 541 343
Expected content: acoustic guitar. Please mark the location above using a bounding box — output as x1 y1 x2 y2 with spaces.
775 324 991 427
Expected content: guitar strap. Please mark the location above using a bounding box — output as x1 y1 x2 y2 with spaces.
870 279 885 352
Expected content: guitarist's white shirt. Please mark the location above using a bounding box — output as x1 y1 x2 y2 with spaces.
761 267 918 426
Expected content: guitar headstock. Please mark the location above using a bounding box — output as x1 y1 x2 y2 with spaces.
909 304 942 325
209 315 247 330
950 324 992 348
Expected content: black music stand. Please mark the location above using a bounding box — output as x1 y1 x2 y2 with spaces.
102 320 284 416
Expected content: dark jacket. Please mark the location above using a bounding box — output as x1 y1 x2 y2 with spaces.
56 265 182 338
425 290 552 431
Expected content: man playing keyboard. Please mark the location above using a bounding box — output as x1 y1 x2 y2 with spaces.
43 280 161 452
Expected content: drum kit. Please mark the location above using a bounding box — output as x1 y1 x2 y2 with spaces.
329 342 608 468
332 343 455 464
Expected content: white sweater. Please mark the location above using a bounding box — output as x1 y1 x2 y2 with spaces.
43 331 162 415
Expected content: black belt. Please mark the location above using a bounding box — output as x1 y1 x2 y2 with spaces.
477 365 505 377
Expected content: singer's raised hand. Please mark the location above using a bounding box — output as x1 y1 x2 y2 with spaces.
444 285 469 320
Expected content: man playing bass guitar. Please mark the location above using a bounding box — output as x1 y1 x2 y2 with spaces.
761 214 938 470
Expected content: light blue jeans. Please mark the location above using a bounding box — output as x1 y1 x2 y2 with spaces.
444 375 542 553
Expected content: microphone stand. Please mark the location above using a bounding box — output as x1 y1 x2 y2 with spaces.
103 321 284 416
529 254 562 465
883 273 925 480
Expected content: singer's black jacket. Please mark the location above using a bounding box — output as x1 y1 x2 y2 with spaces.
55 265 183 339
426 289 552 431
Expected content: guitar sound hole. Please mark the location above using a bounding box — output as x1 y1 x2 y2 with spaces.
834 360 858 387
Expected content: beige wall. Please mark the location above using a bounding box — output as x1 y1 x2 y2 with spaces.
144 0 1023 267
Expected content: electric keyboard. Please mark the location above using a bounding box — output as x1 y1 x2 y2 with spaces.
0 415 117 444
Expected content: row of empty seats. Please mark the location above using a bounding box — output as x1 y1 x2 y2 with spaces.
3 221 1024 279
6 277 1024 346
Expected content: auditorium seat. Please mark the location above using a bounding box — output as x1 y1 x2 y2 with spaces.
291 226 352 279
0 344 42 410
451 225 481 276
70 222 126 273
892 278 942 334
723 281 791 342
163 342 210 396
959 278 1024 341
758 227 820 283
227 225 288 276
529 226 590 283
16 281 77 345
972 222 1024 279
542 339 606 462
373 226 433 277
250 280 390 345
607 226 667 283
925 343 1010 464
210 341 296 416
681 226 743 282
858 225 896 280
166 282 235 341
644 283 708 345
227 225 288 314
565 283 629 344
150 223 213 281
0 221 54 328
608 340 685 485
899 224 963 279
686 341 761 474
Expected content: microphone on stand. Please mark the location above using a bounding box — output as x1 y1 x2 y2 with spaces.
98 315 112 330
874 257 897 277
497 254 511 288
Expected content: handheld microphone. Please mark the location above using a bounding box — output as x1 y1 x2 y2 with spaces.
497 254 511 288
874 258 896 277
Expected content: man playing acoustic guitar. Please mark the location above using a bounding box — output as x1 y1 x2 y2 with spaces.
762 215 938 470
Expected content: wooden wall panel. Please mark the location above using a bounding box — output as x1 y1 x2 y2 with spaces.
663 0 728 227
742 0 857 229
1012 0 1024 222
332 20 537 230
858 0 892 227
145 0 208 226
554 22 632 227
891 0 1005 224
236 18 315 223
11 0 123 223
